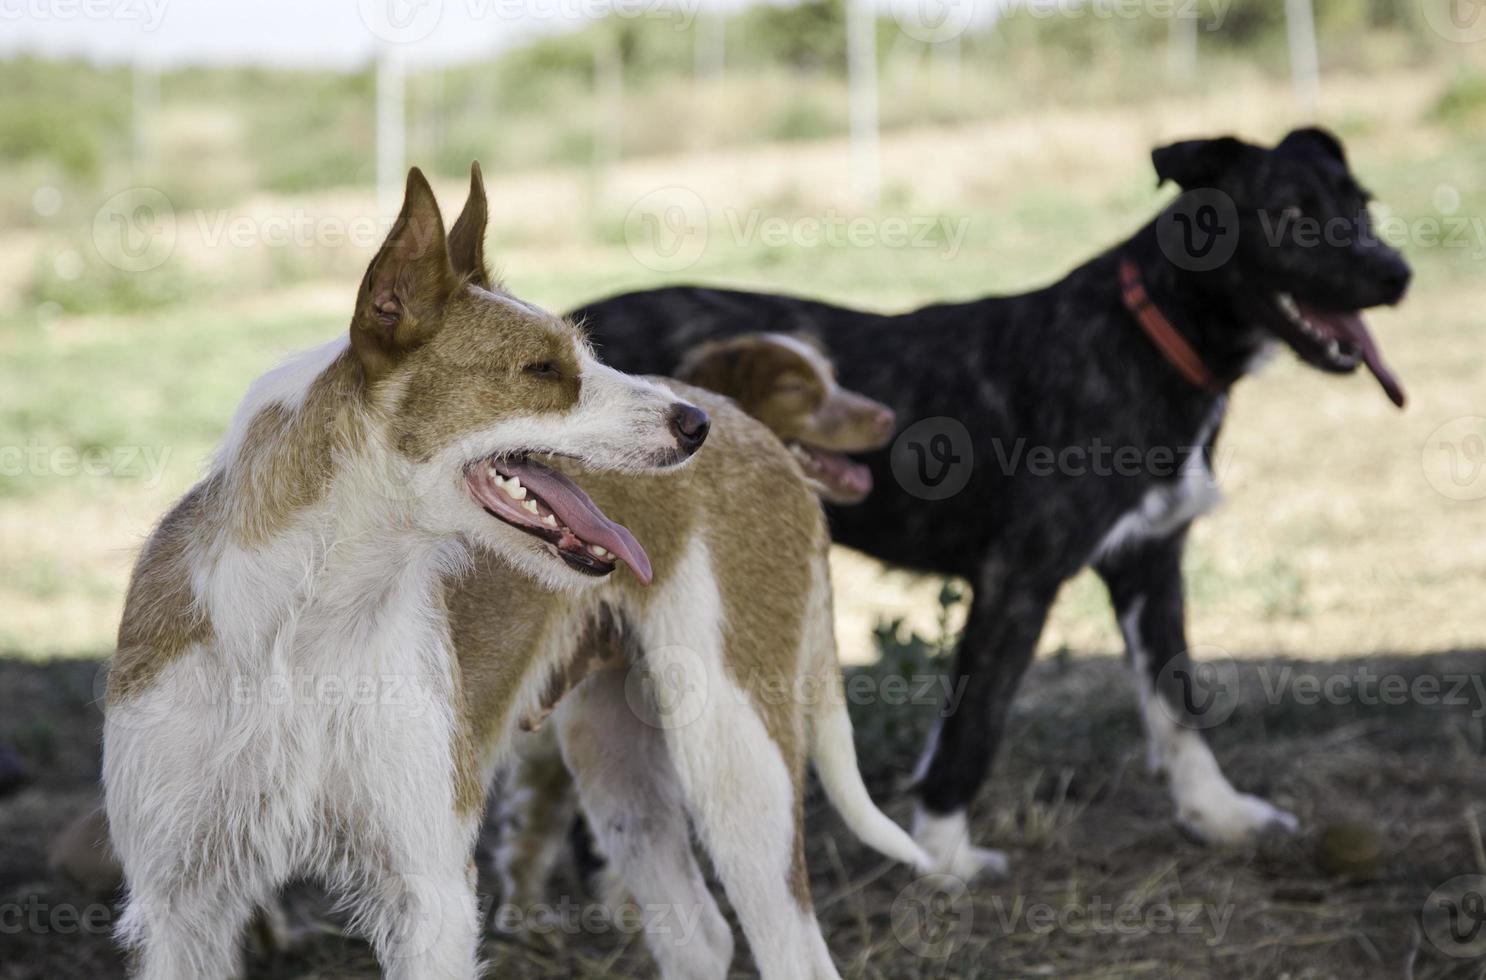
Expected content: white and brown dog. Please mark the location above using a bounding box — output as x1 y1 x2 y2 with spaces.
495 330 901 916
101 166 924 980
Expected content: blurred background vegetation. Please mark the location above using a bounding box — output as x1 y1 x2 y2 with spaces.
2 0 1485 660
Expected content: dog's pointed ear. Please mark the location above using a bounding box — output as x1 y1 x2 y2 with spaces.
448 161 491 289
351 168 456 380
1151 136 1249 190
1276 127 1347 166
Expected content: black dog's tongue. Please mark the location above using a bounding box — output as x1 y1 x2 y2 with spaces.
1297 303 1407 408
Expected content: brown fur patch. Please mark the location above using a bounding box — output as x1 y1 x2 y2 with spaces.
108 476 220 704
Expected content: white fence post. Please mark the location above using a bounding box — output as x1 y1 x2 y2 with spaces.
847 0 881 209
1285 0 1320 114
377 45 407 219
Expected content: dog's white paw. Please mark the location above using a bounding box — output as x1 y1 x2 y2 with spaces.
1177 789 1299 845
912 805 1010 881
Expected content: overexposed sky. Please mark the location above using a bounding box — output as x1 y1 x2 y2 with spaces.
0 0 1002 70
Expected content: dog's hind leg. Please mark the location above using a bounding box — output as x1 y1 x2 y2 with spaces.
1097 528 1299 844
912 567 1058 881
554 668 734 980
491 728 580 921
118 879 263 980
637 539 839 980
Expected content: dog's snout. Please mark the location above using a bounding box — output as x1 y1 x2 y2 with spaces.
1374 255 1412 303
668 402 710 455
872 406 897 436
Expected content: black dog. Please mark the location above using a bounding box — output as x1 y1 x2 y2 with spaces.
572 128 1410 877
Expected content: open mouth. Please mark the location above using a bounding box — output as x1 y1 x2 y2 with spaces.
788 442 873 504
1271 292 1406 408
465 456 652 584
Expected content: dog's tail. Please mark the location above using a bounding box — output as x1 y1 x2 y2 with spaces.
809 666 933 873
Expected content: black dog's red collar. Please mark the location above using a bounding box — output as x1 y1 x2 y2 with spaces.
1119 258 1222 396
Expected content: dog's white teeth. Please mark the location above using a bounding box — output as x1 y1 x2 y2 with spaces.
589 544 612 559
543 514 558 528
523 499 540 515
508 482 527 500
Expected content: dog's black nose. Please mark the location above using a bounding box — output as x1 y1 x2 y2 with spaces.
668 403 710 455
1375 257 1412 303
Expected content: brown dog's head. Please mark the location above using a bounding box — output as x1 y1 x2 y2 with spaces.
675 333 894 504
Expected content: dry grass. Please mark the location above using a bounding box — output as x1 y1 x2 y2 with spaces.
3 649 1483 979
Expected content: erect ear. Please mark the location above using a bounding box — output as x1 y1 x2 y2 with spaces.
447 161 491 289
1151 136 1250 190
1275 126 1347 166
351 167 456 380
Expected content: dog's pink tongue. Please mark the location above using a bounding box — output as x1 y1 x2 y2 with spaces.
1297 303 1407 409
502 460 653 585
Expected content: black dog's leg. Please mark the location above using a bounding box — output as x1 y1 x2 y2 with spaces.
912 574 1056 879
1096 529 1298 843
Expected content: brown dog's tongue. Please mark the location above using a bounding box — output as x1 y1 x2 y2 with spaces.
1298 304 1407 409
501 459 653 584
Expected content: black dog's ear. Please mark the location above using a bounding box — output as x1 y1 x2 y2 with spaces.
1275 127 1347 166
1151 137 1249 189
448 161 492 289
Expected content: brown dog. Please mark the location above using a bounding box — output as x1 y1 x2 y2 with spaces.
496 333 898 928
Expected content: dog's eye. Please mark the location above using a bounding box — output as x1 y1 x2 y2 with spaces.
524 362 561 381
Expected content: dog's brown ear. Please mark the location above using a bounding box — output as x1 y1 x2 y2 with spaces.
675 337 750 399
1151 136 1249 190
448 161 491 289
351 167 456 380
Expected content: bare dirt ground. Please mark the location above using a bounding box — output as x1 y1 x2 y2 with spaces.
3 647 1482 980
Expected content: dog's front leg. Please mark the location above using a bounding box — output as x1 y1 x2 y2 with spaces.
911 570 1057 881
1096 527 1299 844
